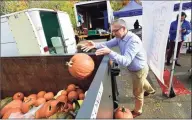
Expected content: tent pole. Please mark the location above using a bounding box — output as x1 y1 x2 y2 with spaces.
168 0 183 98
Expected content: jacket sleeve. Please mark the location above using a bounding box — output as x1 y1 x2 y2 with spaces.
169 22 177 34
183 21 191 35
108 40 141 67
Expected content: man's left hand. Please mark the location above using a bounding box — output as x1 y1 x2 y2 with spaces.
182 29 186 33
95 45 111 56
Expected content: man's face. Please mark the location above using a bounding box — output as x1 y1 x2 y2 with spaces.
111 24 126 38
181 15 185 22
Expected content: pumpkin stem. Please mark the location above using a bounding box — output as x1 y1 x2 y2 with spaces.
25 98 32 103
66 61 73 67
121 106 126 112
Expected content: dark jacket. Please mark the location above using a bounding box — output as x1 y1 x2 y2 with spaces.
169 19 191 41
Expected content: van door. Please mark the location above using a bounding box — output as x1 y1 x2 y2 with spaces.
56 11 77 53
106 0 114 24
7 12 41 55
74 4 80 27
28 10 49 55
1 17 19 56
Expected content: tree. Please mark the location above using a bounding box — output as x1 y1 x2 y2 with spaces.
1 0 130 27
2 1 77 26
110 0 141 11
110 1 124 11
120 0 142 7
0 0 5 16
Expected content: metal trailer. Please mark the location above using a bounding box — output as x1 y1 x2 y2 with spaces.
0 54 120 119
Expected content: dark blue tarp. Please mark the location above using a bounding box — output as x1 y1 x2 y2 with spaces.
174 2 192 11
114 1 192 17
113 0 142 17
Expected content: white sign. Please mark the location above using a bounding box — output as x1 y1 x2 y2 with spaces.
90 82 103 119
142 1 175 84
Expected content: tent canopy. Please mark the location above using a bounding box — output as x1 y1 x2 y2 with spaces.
113 0 142 18
113 1 192 18
174 2 192 11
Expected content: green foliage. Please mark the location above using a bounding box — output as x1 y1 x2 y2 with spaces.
1 0 28 15
110 1 124 11
1 0 124 27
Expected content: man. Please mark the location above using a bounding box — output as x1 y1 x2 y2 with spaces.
134 19 140 29
81 19 155 118
166 12 191 66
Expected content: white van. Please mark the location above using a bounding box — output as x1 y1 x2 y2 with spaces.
1 8 77 57
74 0 114 32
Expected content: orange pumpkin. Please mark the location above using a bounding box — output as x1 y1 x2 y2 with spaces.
67 91 78 103
114 106 133 119
76 88 84 95
13 92 24 101
66 84 76 93
2 108 22 119
21 102 32 114
24 94 37 103
27 94 37 100
34 98 46 107
0 100 22 116
44 92 54 101
24 94 37 106
56 95 68 103
35 100 65 118
79 93 85 100
61 90 68 96
37 91 46 98
66 53 95 80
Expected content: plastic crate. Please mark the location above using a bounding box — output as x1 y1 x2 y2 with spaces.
55 46 65 54
51 37 63 47
88 30 97 36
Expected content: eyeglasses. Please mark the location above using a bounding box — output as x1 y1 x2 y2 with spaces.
111 27 123 33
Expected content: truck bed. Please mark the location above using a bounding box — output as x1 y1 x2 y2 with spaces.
0 54 117 118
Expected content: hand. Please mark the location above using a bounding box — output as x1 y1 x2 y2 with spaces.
81 41 96 52
109 59 113 67
182 29 186 33
95 45 111 56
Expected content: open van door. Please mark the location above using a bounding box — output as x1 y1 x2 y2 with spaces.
28 10 49 55
7 12 41 55
1 17 19 56
107 0 114 24
106 1 114 38
56 11 77 53
73 3 80 27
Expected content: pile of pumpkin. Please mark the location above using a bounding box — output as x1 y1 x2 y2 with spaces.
0 84 86 119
